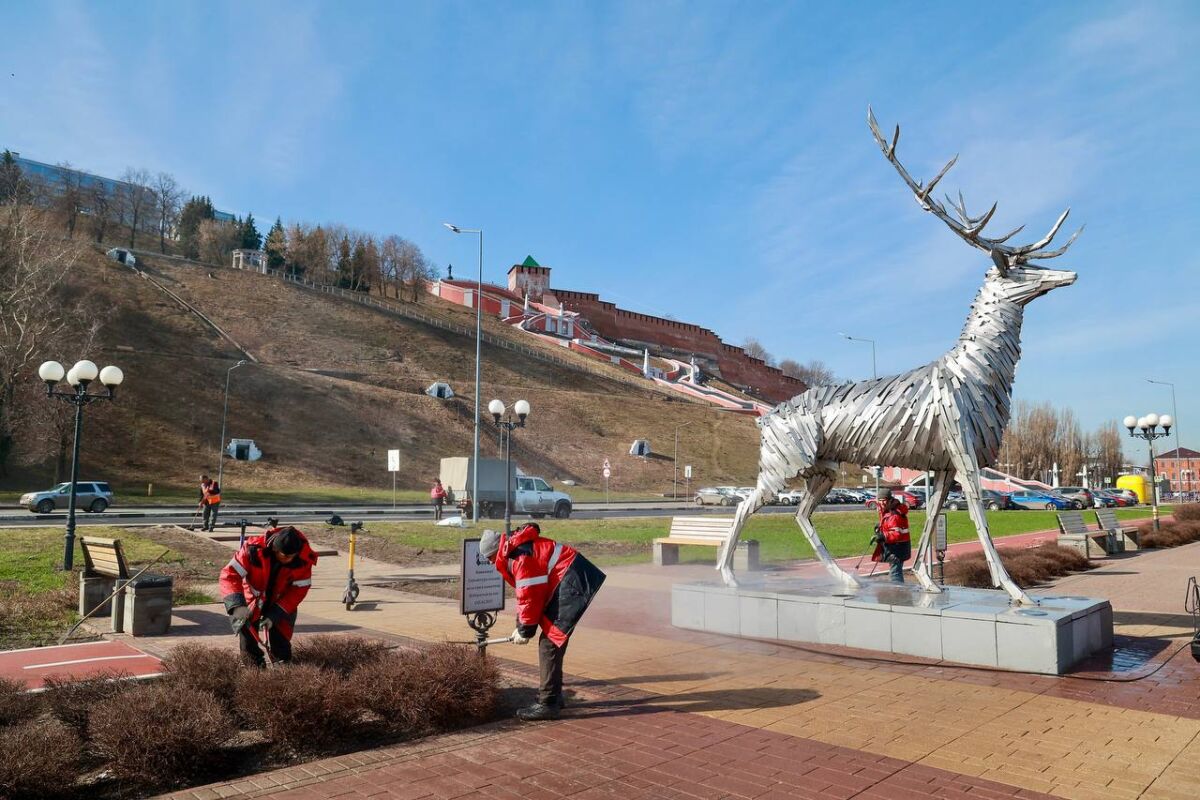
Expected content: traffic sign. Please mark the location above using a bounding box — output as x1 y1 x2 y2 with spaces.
603 458 611 469
387 449 400 472
603 467 611 479
684 465 692 479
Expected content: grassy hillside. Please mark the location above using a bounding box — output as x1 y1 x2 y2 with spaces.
7 250 762 500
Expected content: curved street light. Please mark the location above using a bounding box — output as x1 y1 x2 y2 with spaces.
39 358 125 570
218 360 248 489
445 222 484 524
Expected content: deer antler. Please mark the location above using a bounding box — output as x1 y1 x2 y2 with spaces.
867 106 1083 273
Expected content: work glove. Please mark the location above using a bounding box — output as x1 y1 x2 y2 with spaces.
258 617 274 633
510 628 530 645
229 606 249 634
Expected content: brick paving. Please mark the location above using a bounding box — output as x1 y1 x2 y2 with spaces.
150 535 1200 799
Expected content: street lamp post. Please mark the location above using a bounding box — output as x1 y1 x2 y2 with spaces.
38 359 125 570
1148 379 1187 501
840 332 879 496
1124 413 1173 531
673 422 693 501
217 360 247 489
445 223 484 524
489 399 530 535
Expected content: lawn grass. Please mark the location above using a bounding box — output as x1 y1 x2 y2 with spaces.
354 506 1159 567
0 526 221 648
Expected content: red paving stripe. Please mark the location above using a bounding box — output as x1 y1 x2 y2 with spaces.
169 703 1059 800
0 640 161 688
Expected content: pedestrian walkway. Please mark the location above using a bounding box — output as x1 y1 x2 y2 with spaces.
152 535 1200 800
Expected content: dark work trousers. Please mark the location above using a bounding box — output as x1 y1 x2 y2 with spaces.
537 631 569 706
203 502 220 531
239 625 291 667
433 500 443 521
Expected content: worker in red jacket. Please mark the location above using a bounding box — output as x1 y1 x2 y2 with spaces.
870 488 912 583
218 526 318 667
480 523 605 721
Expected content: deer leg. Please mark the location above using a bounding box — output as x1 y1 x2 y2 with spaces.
718 411 811 587
796 469 861 588
910 470 953 593
939 398 1034 605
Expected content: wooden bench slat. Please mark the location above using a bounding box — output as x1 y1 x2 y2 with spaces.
80 537 129 578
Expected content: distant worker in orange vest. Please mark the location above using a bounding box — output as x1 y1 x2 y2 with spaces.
199 474 222 532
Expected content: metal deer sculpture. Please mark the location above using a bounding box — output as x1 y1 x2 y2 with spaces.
717 108 1083 605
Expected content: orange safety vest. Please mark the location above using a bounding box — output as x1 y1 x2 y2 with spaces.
202 483 222 505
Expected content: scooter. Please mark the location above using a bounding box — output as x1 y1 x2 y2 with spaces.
342 521 362 610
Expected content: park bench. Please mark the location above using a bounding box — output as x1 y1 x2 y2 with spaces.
1055 511 1119 559
653 516 759 570
79 537 173 635
1095 508 1139 551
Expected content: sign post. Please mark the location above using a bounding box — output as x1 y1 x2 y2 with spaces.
603 459 611 505
933 512 948 585
460 538 505 655
684 465 692 501
387 449 400 509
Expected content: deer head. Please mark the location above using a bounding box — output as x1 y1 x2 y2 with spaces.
867 107 1081 305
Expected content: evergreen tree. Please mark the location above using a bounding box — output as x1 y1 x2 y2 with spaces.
240 212 262 250
335 236 353 288
177 195 215 259
0 150 27 203
265 217 287 271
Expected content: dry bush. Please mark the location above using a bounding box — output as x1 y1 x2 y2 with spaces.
161 643 243 709
235 664 362 753
43 671 134 738
944 545 1091 589
353 644 498 735
943 554 992 589
292 634 391 677
0 718 81 799
1173 503 1200 521
89 683 230 790
0 579 76 649
0 677 39 727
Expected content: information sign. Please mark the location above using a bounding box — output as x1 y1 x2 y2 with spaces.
460 538 505 615
934 513 948 552
387 449 400 472
684 465 692 479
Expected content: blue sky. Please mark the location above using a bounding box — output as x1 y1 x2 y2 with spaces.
3 1 1198 459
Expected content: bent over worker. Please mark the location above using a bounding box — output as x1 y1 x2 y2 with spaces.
870 488 911 583
218 525 318 667
480 523 605 721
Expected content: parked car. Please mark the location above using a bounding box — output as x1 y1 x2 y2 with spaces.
1090 492 1119 508
1006 489 1074 510
1054 487 1093 510
21 481 115 514
944 489 1015 511
840 488 868 503
866 489 924 510
824 488 854 504
778 489 803 505
1109 488 1140 506
695 487 738 506
1096 490 1132 507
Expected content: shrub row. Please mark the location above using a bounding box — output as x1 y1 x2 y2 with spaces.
1139 519 1200 549
944 543 1092 589
0 636 499 798
1171 502 1200 522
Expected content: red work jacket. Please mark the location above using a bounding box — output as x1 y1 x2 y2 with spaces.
218 528 318 639
879 504 911 545
431 484 447 500
493 525 579 646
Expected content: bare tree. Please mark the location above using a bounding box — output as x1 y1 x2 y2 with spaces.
742 337 774 366
151 172 184 253
0 204 86 475
118 167 153 249
1094 421 1124 484
52 163 84 237
779 358 837 386
197 219 241 265
88 183 116 243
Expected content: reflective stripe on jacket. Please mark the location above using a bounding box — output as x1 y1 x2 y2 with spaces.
217 528 318 640
492 524 606 647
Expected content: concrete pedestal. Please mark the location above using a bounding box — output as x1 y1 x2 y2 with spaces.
112 575 173 636
79 574 116 616
671 577 1112 675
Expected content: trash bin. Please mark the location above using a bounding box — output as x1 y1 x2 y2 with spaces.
113 575 173 636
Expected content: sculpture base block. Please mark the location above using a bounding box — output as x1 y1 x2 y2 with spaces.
671 577 1112 675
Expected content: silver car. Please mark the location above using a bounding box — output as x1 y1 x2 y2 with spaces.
21 481 115 514
694 487 738 506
